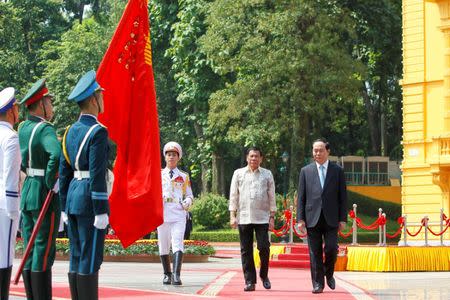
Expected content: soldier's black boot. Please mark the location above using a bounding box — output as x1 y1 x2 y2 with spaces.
0 266 12 300
30 270 52 300
77 272 98 300
160 255 172 285
68 273 78 300
22 269 33 300
171 251 183 286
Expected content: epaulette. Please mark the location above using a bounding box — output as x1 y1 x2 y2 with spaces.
179 170 189 177
62 125 72 166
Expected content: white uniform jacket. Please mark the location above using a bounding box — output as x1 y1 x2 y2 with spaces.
161 167 193 223
0 121 21 215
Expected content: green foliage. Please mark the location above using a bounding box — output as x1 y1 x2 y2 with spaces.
190 230 239 242
16 239 215 256
0 0 403 198
0 0 70 94
348 190 401 219
191 193 229 230
201 0 365 185
40 17 114 129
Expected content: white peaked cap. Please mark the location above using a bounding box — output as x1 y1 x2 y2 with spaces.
163 141 182 159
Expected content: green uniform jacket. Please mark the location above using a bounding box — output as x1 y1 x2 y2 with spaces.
19 115 61 212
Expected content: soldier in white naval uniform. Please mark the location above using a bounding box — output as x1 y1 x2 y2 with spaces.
158 142 193 286
0 87 21 300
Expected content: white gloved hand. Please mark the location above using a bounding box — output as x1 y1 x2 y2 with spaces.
181 198 192 210
61 212 68 224
94 213 109 229
7 210 19 221
52 179 60 194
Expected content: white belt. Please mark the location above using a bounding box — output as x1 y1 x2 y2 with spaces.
26 168 45 177
74 171 90 180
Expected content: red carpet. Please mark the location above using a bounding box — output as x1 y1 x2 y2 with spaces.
215 268 360 299
10 268 368 299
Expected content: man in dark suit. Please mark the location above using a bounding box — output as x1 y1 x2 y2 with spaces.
297 138 347 294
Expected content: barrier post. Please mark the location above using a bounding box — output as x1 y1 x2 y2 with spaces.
289 205 294 244
424 215 429 246
382 213 387 246
440 208 444 246
377 208 383 246
351 204 358 245
402 215 408 246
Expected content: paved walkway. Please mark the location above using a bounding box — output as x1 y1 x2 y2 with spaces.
7 255 450 299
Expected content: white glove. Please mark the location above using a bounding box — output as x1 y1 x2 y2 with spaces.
61 212 68 224
52 179 59 194
94 213 109 229
7 211 19 221
181 198 192 210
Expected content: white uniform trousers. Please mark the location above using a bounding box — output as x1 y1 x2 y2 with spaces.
0 209 19 268
157 218 186 255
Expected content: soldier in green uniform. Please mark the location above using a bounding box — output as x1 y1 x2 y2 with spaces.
18 79 61 300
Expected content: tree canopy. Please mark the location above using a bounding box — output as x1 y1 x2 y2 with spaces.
0 0 402 195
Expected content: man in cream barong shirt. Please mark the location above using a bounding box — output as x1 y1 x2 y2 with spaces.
229 147 276 292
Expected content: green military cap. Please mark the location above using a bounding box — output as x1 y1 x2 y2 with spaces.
19 78 53 106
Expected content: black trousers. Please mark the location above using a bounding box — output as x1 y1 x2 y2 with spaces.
306 212 338 287
238 223 270 284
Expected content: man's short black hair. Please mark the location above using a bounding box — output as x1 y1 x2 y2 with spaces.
27 99 42 112
313 138 330 150
246 146 263 156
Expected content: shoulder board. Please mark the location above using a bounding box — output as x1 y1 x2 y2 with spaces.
62 125 72 166
179 170 189 177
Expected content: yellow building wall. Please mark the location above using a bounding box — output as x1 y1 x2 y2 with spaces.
348 186 401 204
401 0 450 244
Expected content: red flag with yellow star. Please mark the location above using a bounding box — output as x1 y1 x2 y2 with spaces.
97 0 163 247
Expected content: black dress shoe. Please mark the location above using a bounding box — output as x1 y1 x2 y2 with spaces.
261 277 271 289
312 285 324 294
327 276 336 290
244 283 255 291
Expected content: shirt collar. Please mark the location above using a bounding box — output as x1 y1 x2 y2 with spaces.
246 165 261 173
0 121 12 129
164 167 179 174
79 113 98 121
315 160 329 170
28 114 45 122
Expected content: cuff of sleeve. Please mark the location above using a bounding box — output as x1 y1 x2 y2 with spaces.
91 191 108 200
5 192 20 212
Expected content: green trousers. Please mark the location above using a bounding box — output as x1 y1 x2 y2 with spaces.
22 207 60 271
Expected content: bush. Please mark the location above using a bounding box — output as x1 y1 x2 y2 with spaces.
15 239 215 256
191 193 229 230
348 190 401 218
190 231 240 242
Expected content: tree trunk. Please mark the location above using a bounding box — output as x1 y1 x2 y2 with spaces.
192 105 209 193
211 152 225 195
78 2 85 24
361 82 379 155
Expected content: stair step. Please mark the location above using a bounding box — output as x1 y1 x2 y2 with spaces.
285 245 309 254
270 260 310 269
275 253 310 261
